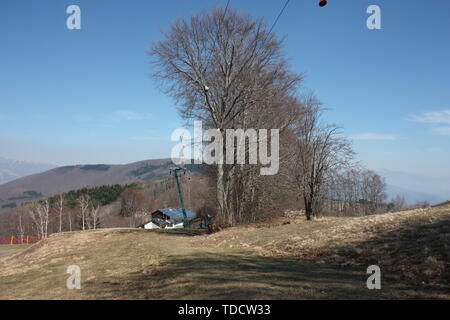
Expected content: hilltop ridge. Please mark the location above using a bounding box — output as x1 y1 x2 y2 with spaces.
0 159 177 213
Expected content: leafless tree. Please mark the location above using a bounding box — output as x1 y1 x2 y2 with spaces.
330 168 364 216
90 204 100 230
289 96 354 220
318 167 389 217
361 170 387 214
55 193 65 233
77 194 90 231
16 210 25 244
150 7 301 226
27 199 50 238
388 195 405 212
120 189 147 227
68 208 73 232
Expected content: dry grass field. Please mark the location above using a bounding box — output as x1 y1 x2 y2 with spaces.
0 206 449 300
0 245 29 259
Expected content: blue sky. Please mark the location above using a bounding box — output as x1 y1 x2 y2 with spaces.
1 0 449 181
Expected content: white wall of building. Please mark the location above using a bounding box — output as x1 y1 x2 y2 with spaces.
144 222 161 229
143 221 185 230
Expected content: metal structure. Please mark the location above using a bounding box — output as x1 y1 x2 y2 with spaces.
170 167 190 228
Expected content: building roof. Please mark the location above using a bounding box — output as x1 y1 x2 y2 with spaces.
156 208 196 222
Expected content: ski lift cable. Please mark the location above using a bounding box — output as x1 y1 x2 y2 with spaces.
224 0 231 18
201 0 327 114
268 0 328 36
268 0 291 35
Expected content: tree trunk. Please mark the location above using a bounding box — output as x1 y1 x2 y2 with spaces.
305 197 313 221
217 163 226 224
59 208 62 233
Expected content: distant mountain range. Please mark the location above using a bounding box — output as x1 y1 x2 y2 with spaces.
0 157 56 185
386 185 446 206
0 157 447 213
376 169 449 205
0 159 181 213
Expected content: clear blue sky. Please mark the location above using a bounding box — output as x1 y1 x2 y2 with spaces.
1 0 449 179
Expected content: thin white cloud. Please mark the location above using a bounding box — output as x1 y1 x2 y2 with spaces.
411 110 450 124
411 110 450 137
351 133 397 141
432 126 450 136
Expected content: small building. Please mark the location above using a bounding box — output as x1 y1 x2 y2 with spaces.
139 208 196 230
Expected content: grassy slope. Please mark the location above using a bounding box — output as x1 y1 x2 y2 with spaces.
0 207 449 300
0 245 29 259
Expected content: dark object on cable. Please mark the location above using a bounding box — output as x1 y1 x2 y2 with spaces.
319 0 328 7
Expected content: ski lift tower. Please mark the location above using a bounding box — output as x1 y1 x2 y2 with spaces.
170 167 190 229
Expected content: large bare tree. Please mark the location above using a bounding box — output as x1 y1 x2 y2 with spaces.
150 7 301 226
289 95 354 220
